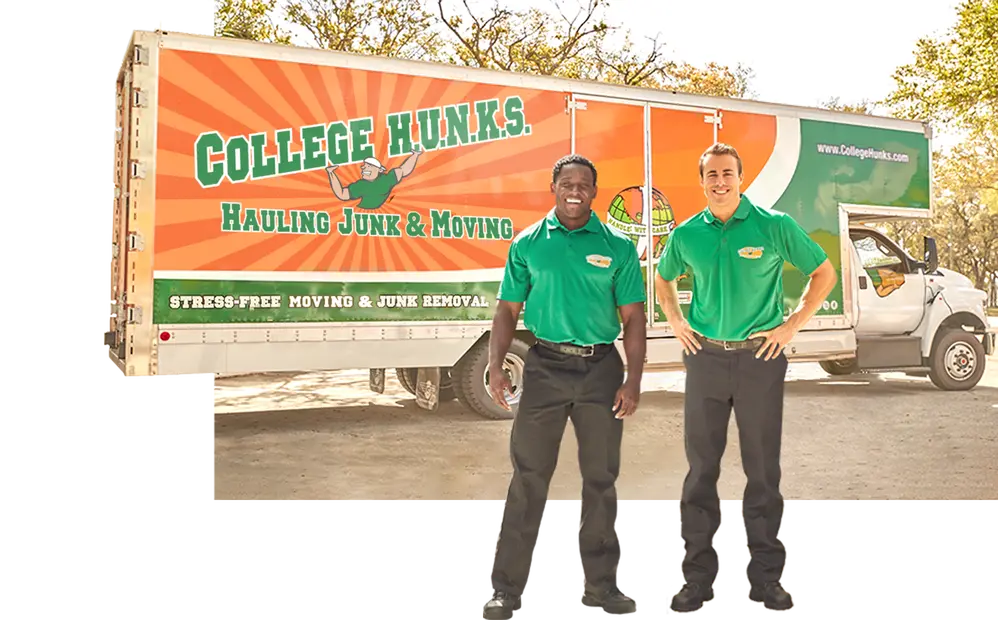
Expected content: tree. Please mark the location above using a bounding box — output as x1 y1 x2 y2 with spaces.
883 129 998 291
286 0 442 60
883 0 997 138
214 0 292 44
436 0 753 97
820 96 875 115
214 0 754 98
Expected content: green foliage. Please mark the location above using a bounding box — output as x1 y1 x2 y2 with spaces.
212 0 755 98
883 0 997 137
214 0 292 44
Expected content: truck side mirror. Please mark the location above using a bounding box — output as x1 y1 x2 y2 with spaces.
923 236 939 273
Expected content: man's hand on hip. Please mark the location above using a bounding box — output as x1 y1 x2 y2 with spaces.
749 319 801 361
673 319 702 355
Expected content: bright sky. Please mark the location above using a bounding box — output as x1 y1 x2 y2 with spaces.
123 0 964 146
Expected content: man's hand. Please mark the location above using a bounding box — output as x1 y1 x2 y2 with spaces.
612 379 640 419
673 319 702 355
749 320 800 361
487 364 513 411
325 163 339 171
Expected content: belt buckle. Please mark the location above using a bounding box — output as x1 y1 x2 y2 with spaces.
723 341 735 351
580 345 595 357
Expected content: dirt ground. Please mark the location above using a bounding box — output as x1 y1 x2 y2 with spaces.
215 352 998 500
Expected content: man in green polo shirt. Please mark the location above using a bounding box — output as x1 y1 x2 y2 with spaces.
654 143 837 613
482 154 647 620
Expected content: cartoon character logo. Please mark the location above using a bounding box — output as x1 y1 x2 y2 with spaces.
737 246 765 259
868 268 905 297
605 186 676 259
324 145 423 210
586 254 613 269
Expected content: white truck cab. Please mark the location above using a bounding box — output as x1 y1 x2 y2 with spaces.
821 224 994 390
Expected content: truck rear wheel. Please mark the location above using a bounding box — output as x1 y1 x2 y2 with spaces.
395 368 456 402
454 336 531 420
928 329 985 391
819 357 859 376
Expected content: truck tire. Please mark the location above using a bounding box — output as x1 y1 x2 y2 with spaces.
453 336 531 420
819 358 859 376
395 368 456 402
928 329 986 391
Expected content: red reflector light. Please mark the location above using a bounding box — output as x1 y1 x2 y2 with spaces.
160 332 171 342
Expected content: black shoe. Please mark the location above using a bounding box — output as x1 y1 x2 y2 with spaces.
483 590 521 619
749 581 793 610
670 582 714 612
581 583 636 614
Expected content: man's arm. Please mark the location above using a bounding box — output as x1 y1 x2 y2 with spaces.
751 215 837 359
785 259 837 332
653 231 702 355
619 302 647 385
488 238 530 410
489 301 523 377
394 147 422 182
325 165 351 201
653 273 683 326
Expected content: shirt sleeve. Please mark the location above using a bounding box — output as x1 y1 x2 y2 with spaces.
496 238 531 303
613 242 647 307
775 214 829 275
656 230 686 281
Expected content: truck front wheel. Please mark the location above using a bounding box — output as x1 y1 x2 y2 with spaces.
819 357 859 376
928 329 986 391
454 336 531 420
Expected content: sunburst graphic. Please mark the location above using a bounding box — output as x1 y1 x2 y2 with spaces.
153 48 571 273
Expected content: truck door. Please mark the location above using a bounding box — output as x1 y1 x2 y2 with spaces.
850 228 927 335
569 95 672 322
107 64 136 365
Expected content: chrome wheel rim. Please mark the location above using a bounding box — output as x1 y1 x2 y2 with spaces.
944 342 976 380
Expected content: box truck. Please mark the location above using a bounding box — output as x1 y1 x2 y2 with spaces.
106 30 996 419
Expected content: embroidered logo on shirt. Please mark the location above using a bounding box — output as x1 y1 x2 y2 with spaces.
586 254 613 268
737 246 765 259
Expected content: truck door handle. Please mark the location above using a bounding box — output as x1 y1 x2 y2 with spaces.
859 276 867 289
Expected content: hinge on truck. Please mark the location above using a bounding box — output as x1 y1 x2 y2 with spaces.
126 306 143 324
130 160 146 179
128 232 145 251
566 99 587 111
703 113 723 128
133 89 148 108
134 45 149 65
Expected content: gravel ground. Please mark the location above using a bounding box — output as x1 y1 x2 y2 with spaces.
215 350 998 500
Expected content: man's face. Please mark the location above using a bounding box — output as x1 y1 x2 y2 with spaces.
551 164 597 221
361 164 380 179
700 154 742 209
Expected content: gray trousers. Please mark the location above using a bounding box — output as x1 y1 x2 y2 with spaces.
491 342 625 596
680 343 789 587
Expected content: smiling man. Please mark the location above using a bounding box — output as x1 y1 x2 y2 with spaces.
654 143 837 612
482 154 647 619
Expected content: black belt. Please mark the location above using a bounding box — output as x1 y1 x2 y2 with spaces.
536 339 614 358
699 335 764 351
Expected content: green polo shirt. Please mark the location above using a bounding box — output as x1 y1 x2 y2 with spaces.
497 208 646 346
656 195 828 341
347 170 400 210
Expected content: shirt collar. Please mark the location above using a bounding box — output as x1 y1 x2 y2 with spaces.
545 208 602 233
702 194 753 225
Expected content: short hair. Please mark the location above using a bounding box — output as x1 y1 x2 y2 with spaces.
698 143 743 178
552 154 597 185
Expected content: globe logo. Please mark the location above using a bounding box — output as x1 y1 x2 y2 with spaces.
605 186 676 260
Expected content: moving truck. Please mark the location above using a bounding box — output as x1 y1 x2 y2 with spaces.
106 30 997 419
